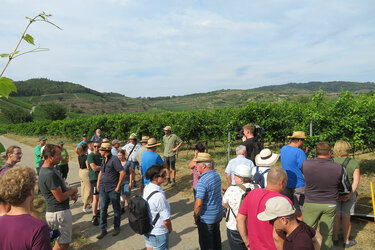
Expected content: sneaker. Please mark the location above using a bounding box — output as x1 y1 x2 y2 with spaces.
82 207 92 213
112 228 120 236
96 231 107 239
344 239 357 248
91 216 99 226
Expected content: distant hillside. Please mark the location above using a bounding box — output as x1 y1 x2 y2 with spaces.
10 78 104 97
252 81 375 92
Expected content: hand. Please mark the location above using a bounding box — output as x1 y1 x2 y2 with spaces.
71 193 78 203
242 135 247 142
115 187 120 193
193 214 200 225
128 183 133 189
170 147 176 152
71 186 78 194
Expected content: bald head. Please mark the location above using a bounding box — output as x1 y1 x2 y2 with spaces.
267 168 287 186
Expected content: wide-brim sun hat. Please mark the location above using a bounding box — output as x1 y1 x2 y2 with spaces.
234 164 252 178
99 142 112 151
287 131 308 139
257 196 296 221
255 148 279 167
129 134 137 140
140 136 150 143
145 138 161 148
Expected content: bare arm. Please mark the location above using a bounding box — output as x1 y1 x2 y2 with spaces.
97 170 102 192
226 174 232 186
189 151 198 169
342 168 360 202
237 213 250 249
312 230 322 250
172 142 183 152
51 186 78 203
90 162 101 172
129 167 134 188
194 198 203 224
163 219 173 233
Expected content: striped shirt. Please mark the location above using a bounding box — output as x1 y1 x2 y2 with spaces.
196 170 222 224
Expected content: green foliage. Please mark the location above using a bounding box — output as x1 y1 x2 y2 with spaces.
0 77 17 98
39 103 67 121
6 92 375 151
3 106 33 123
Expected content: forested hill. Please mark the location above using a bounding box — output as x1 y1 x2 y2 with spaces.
252 81 375 92
10 78 104 97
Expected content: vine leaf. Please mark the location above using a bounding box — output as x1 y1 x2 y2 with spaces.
0 77 17 98
23 34 35 45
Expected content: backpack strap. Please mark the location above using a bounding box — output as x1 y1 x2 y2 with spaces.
146 191 160 226
341 158 351 169
238 184 247 192
126 144 137 161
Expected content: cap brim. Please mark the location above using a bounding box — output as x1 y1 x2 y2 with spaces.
257 211 277 221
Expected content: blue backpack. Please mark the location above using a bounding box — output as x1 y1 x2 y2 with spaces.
252 167 270 188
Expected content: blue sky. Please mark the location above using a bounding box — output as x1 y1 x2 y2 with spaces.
1 0 374 97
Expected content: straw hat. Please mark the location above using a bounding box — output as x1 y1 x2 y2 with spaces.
129 134 137 140
145 138 161 148
255 149 279 167
287 131 308 139
193 153 213 162
140 136 150 143
257 196 296 221
99 141 112 151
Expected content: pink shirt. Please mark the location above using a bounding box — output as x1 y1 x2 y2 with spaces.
193 166 199 189
238 188 291 250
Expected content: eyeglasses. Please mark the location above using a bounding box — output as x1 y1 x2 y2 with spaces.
94 146 100 148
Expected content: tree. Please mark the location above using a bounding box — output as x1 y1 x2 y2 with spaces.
40 103 67 120
3 106 33 123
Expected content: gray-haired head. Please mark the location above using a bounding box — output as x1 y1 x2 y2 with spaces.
236 145 247 155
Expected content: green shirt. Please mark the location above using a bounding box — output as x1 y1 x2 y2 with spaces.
34 145 42 168
57 148 68 166
163 134 183 157
333 157 360 183
87 152 101 181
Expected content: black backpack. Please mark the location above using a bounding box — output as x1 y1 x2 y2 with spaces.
128 191 160 235
338 158 352 196
252 167 270 188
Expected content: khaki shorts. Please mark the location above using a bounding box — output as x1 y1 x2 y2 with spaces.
46 209 72 244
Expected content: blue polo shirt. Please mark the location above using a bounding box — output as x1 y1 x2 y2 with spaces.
99 153 124 192
280 145 307 188
195 169 222 224
141 151 164 185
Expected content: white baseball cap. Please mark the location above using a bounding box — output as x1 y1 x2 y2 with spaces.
233 164 252 178
257 196 295 221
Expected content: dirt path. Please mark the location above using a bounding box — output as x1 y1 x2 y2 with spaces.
0 136 230 250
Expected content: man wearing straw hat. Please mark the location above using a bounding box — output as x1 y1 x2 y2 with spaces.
194 152 223 250
96 140 125 239
141 138 165 185
280 131 308 219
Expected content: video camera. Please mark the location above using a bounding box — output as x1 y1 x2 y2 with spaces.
235 125 265 140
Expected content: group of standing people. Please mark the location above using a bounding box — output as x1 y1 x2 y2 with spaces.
0 122 362 250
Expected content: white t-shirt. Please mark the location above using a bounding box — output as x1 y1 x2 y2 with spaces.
143 183 170 235
122 142 141 162
222 183 258 230
251 166 271 188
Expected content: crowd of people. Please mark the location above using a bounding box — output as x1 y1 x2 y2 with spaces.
0 123 361 250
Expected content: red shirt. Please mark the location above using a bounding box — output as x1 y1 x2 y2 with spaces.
238 188 291 250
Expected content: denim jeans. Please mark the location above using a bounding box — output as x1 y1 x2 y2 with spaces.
227 228 247 250
144 233 169 250
197 221 222 250
99 190 121 232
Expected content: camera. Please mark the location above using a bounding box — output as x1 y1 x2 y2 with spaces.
235 125 265 140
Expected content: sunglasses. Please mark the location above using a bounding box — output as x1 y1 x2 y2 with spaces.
157 172 167 178
94 146 100 148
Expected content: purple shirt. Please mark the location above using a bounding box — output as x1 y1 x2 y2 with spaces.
0 214 51 250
